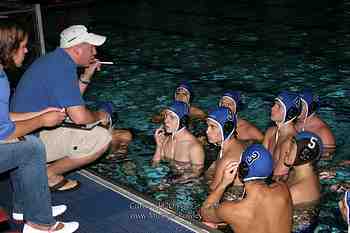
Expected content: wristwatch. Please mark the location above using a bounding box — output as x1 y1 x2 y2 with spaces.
79 78 90 85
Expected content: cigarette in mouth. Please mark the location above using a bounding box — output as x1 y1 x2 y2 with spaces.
98 61 114 65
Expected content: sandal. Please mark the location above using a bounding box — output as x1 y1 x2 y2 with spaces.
49 178 80 192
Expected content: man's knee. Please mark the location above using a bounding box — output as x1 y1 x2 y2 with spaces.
42 126 111 162
77 141 110 164
73 126 112 158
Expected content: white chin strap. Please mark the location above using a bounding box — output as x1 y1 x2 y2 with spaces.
219 141 224 159
219 125 233 159
284 116 296 125
301 99 309 117
170 116 185 137
170 119 185 160
168 110 185 135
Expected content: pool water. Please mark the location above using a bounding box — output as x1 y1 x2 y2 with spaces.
43 0 350 232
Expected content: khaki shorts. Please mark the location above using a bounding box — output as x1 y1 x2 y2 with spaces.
40 126 112 162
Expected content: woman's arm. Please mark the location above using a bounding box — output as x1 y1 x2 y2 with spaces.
10 107 63 122
6 111 66 140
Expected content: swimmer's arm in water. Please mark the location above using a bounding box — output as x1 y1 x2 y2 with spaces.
152 148 162 167
152 126 167 166
189 106 207 120
201 162 238 223
190 142 205 176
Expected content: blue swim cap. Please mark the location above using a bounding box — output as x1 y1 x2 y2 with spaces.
345 191 350 225
238 144 273 182
299 89 319 117
167 101 189 131
275 91 302 124
293 131 323 166
207 107 237 142
219 91 242 113
175 81 193 103
221 91 241 105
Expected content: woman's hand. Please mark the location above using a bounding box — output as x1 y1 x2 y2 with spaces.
39 107 64 115
39 110 66 127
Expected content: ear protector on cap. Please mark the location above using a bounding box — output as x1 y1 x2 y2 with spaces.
276 91 302 124
166 101 190 132
207 107 237 142
299 89 319 117
223 116 236 138
179 114 190 129
219 91 242 112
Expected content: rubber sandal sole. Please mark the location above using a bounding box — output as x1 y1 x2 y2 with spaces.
49 178 80 192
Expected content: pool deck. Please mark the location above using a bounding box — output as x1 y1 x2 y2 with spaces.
0 169 218 233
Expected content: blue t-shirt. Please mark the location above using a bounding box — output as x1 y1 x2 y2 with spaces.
11 48 84 112
0 70 15 140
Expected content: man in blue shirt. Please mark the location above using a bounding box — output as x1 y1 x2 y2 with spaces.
11 25 131 191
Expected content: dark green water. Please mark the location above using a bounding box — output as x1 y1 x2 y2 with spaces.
40 0 350 232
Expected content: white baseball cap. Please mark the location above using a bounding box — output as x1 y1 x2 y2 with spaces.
60 25 106 48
